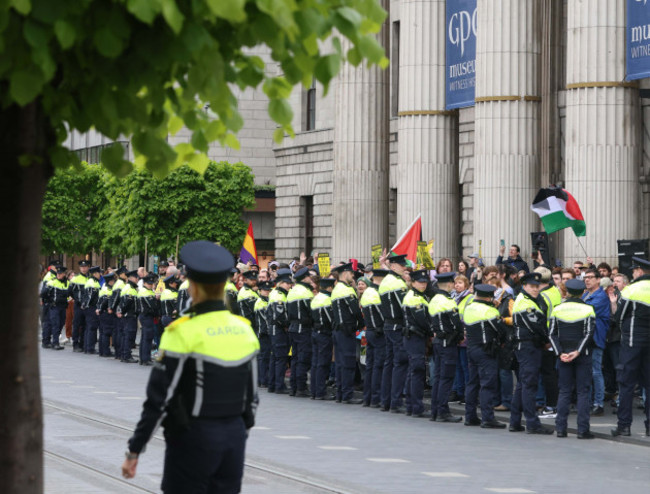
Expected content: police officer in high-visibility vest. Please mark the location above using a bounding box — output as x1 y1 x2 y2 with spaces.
379 254 409 412
612 256 650 437
311 277 336 400
463 284 507 429
82 266 102 354
286 267 314 397
509 272 553 434
97 272 117 357
429 272 464 423
237 270 260 326
160 275 180 328
536 266 561 417
122 241 259 493
70 260 90 352
267 268 292 394
225 267 240 315
254 280 273 389
41 265 69 350
110 266 128 359
401 269 434 417
138 274 160 366
360 269 387 408
549 278 595 439
40 261 59 348
331 263 364 404
118 270 140 363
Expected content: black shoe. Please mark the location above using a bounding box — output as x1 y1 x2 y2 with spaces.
464 418 481 426
370 403 381 409
380 405 390 412
73 347 84 353
295 390 310 398
390 407 407 414
141 361 154 366
121 358 139 363
315 394 335 401
275 389 288 395
42 343 53 349
267 388 276 393
437 414 462 423
362 402 370 408
448 391 459 402
590 406 604 416
481 420 506 429
556 430 567 438
412 412 426 418
342 398 363 405
259 384 267 389
646 426 649 437
611 426 631 437
509 424 525 432
406 410 413 416
527 427 553 435
457 398 466 404
577 431 595 439
52 345 64 350
289 390 296 397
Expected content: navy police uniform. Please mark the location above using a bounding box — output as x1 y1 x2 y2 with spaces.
70 260 90 351
97 272 117 357
286 267 314 396
40 266 69 349
311 278 336 400
126 240 259 494
254 281 273 389
267 269 292 393
119 271 140 363
82 266 102 354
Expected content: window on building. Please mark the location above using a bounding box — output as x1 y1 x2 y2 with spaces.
305 80 316 131
391 21 400 118
300 196 314 254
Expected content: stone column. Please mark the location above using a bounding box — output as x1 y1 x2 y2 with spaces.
331 3 389 262
396 0 458 260
473 0 542 262
563 0 641 265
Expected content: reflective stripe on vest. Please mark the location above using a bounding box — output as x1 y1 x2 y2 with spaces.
360 286 381 307
237 286 260 302
550 301 595 322
512 293 543 315
429 293 458 316
378 274 407 295
402 289 427 308
161 289 178 301
311 292 332 309
287 283 314 302
463 301 500 325
331 282 357 301
269 288 287 304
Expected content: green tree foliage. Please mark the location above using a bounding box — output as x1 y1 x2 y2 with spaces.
1 0 388 176
42 161 255 257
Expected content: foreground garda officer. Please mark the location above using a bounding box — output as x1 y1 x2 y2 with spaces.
97 272 117 357
549 279 595 439
331 263 364 404
286 267 314 397
360 269 387 408
123 241 259 493
612 257 650 437
311 277 336 400
70 260 90 352
379 254 409 412
463 284 507 429
41 265 69 350
254 280 274 389
429 272 463 423
267 268 293 393
401 269 433 417
509 273 552 434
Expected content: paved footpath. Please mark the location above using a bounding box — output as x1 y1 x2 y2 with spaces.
41 347 650 494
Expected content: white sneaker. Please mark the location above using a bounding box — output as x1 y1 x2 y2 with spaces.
59 335 69 345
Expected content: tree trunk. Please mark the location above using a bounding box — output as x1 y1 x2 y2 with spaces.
0 101 54 494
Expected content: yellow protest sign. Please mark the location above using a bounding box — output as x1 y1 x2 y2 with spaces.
417 241 435 270
371 244 382 269
318 253 331 277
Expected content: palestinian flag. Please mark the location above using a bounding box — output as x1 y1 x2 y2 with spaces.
531 187 586 237
391 214 422 263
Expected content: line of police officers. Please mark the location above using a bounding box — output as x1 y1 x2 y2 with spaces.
42 252 650 440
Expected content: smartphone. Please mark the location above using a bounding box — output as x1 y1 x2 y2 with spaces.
500 239 505 247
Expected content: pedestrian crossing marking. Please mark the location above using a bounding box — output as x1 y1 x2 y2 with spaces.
274 435 311 439
319 446 358 451
366 458 410 463
93 391 118 394
422 472 469 478
485 489 535 493
254 426 271 430
116 396 142 400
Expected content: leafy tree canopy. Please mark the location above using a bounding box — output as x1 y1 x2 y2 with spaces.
1 0 388 176
42 160 255 257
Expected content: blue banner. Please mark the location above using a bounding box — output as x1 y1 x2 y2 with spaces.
446 0 477 110
627 0 650 80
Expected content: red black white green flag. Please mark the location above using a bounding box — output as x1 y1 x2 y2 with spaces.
531 187 586 237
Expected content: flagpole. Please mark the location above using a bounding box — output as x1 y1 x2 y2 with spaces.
576 236 589 258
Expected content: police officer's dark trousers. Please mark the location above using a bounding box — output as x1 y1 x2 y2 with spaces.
121 316 138 361
314 331 333 398
257 333 271 387
289 330 312 393
556 352 592 434
383 328 408 410
98 312 115 356
72 301 86 350
617 343 650 429
335 327 357 401
365 329 385 406
466 345 498 423
161 416 247 494
510 343 543 430
403 332 426 415
271 331 289 391
41 304 52 345
114 316 123 359
48 304 67 346
431 343 457 418
84 307 99 353
139 314 155 363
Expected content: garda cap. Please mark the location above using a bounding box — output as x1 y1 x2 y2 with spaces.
242 270 258 280
520 272 542 286
293 267 311 281
56 266 67 274
180 240 234 284
474 284 497 297
103 272 116 281
333 262 354 273
78 260 91 267
164 274 179 286
276 268 293 283
159 260 170 267
565 279 586 295
631 256 650 270
388 254 408 266
319 278 336 289
89 266 101 274
143 274 157 285
259 281 274 291
410 269 430 283
116 266 128 275
436 271 456 283
126 269 139 279
371 269 389 278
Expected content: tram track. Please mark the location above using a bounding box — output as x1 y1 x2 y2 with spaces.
43 399 357 494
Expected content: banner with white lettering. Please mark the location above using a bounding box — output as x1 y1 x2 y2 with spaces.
628 0 650 80
446 0 477 110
